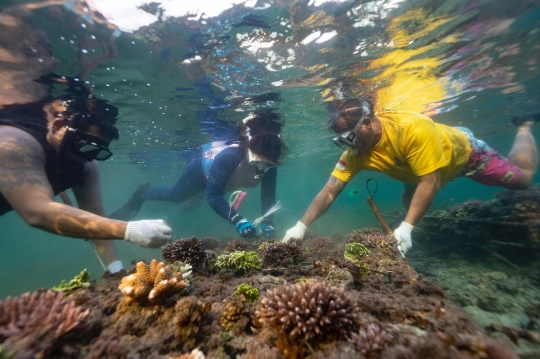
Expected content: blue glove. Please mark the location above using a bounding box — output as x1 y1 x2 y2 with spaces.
231 214 257 238
259 224 275 239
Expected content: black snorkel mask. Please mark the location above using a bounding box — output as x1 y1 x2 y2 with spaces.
60 110 113 162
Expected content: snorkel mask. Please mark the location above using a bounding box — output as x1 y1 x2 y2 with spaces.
60 101 113 162
248 149 276 178
332 102 370 154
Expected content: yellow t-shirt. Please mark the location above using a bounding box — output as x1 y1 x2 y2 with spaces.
331 110 471 186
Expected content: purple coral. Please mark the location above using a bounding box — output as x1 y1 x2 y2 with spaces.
255 280 359 356
349 321 396 355
162 236 207 268
0 290 91 358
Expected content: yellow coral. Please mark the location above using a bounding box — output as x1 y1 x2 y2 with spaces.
119 259 188 305
220 294 249 332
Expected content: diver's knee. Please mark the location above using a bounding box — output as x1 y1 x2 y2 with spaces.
505 172 533 190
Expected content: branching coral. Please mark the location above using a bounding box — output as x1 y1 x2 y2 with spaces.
347 228 384 244
174 296 211 349
198 236 220 250
344 243 370 266
235 284 260 303
119 259 189 305
225 240 250 253
363 233 396 249
0 290 91 358
220 295 249 332
255 280 359 358
260 242 304 267
216 251 262 271
52 268 91 295
162 236 207 268
349 321 397 356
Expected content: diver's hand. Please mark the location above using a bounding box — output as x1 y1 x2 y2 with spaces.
124 219 173 248
259 224 275 239
394 221 414 256
282 221 307 242
230 214 257 238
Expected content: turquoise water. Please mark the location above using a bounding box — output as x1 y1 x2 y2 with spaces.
0 0 539 299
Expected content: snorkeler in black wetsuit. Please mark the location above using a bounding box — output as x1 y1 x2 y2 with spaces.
111 109 286 240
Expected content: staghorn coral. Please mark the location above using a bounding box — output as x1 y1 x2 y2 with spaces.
119 259 189 305
347 227 384 243
216 251 262 271
52 268 91 295
344 242 370 266
220 294 249 333
363 233 396 249
261 241 304 267
225 240 250 252
235 284 260 303
162 236 207 268
0 290 91 359
174 296 211 349
255 280 359 358
198 236 220 250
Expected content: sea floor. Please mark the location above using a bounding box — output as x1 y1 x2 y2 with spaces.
1 187 540 359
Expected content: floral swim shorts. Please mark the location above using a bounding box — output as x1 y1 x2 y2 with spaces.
455 126 521 186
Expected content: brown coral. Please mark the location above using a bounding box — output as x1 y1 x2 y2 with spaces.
220 294 249 333
225 239 250 252
255 280 359 358
119 259 188 305
169 348 206 359
162 236 207 268
174 296 211 348
0 290 90 359
261 241 304 267
347 227 384 244
199 236 220 250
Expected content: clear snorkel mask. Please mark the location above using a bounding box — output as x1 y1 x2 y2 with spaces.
332 102 370 155
247 149 276 178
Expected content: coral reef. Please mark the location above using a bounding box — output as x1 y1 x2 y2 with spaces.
220 294 249 333
260 241 304 267
344 242 370 266
216 251 262 271
347 227 384 244
0 290 90 358
198 236 220 251
174 296 211 348
225 240 250 253
255 280 359 358
52 268 91 295
162 236 207 269
119 259 189 305
170 348 206 359
363 233 396 249
234 284 259 303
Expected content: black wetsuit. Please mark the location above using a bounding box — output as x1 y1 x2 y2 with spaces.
143 146 277 224
0 104 85 216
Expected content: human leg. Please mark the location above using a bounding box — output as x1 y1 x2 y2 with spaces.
506 115 539 189
143 158 206 203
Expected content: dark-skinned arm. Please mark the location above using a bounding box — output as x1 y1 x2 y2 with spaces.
404 170 441 225
72 161 120 264
0 127 127 239
301 175 347 226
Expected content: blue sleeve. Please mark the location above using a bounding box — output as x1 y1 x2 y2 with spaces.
205 147 243 221
260 166 277 225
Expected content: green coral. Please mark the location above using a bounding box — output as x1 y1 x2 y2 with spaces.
216 251 262 271
344 243 370 266
431 210 448 218
456 210 468 218
52 269 91 295
235 284 260 303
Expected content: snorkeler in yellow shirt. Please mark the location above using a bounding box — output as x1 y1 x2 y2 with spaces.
282 97 539 256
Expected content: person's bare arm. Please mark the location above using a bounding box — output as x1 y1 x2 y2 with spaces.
300 175 347 226
404 170 441 225
72 161 120 264
0 126 126 239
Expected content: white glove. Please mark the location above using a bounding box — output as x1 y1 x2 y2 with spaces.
124 219 172 248
282 221 307 242
107 260 124 274
394 221 414 256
